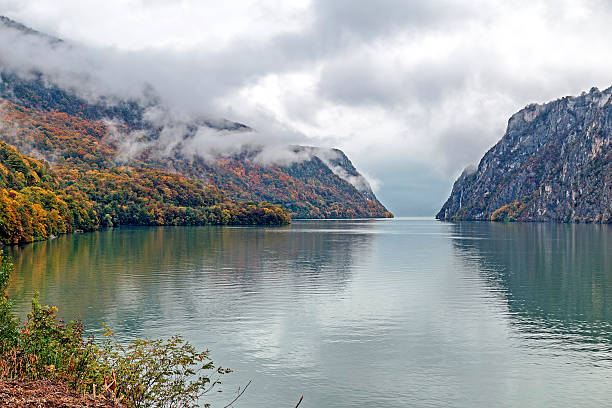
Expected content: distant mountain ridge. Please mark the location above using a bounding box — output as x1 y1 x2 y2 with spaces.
0 16 62 43
0 16 392 219
437 86 612 223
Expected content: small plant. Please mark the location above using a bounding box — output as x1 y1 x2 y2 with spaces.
0 285 100 387
98 326 231 408
0 251 19 353
15 292 97 387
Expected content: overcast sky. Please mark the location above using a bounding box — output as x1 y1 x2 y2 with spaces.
2 0 612 215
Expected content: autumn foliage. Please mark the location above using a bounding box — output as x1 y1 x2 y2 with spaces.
0 108 290 245
0 90 392 243
0 142 97 244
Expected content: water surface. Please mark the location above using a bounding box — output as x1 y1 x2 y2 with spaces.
7 219 612 407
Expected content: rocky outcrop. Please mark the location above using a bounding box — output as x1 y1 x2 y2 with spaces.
437 86 612 223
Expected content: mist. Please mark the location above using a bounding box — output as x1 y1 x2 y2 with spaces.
0 18 337 173
2 0 612 215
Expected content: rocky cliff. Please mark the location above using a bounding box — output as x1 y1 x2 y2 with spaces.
437 86 612 223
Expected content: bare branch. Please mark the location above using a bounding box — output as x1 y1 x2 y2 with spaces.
223 380 252 408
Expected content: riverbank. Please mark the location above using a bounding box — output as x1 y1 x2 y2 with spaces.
0 379 123 407
1 247 230 408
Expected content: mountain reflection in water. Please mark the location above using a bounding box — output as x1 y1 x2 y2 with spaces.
451 222 612 359
6 219 612 407
7 223 373 337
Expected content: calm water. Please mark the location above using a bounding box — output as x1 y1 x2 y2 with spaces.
6 219 612 407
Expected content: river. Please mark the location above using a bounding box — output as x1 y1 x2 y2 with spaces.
6 218 612 407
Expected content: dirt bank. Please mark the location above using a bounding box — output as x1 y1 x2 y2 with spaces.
0 379 123 407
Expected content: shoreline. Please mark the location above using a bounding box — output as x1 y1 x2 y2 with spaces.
0 379 123 408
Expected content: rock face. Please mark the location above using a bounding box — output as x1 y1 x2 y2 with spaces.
437 86 612 223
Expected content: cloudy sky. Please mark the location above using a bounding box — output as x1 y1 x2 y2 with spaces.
1 0 612 215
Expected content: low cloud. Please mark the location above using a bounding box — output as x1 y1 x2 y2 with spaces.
0 0 611 214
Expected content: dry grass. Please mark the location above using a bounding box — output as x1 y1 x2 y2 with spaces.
0 379 124 408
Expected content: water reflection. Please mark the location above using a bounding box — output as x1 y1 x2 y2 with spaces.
7 222 375 338
450 222 612 354
6 219 612 407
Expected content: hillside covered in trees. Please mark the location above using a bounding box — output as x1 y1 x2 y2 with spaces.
0 15 392 227
0 141 96 244
0 139 290 245
0 78 392 219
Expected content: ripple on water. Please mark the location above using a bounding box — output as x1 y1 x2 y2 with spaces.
5 220 612 407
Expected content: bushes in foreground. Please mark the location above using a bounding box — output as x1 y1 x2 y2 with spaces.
0 251 230 407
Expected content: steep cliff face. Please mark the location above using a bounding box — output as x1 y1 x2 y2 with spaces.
437 86 612 223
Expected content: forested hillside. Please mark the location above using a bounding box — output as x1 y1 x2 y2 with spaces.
0 16 392 223
0 138 289 245
0 141 97 244
0 76 392 219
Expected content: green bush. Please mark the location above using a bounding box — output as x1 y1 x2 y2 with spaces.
0 251 19 353
14 292 98 387
0 251 231 407
98 327 231 408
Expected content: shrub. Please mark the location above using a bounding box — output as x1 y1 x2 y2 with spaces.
0 252 231 407
0 251 19 353
13 292 98 387
98 327 231 408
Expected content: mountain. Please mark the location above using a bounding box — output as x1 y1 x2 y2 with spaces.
437 86 612 223
0 16 392 220
0 15 62 44
0 137 290 245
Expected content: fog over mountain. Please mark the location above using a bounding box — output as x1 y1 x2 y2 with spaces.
1 0 612 215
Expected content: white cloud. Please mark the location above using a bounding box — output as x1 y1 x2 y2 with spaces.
0 0 611 215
